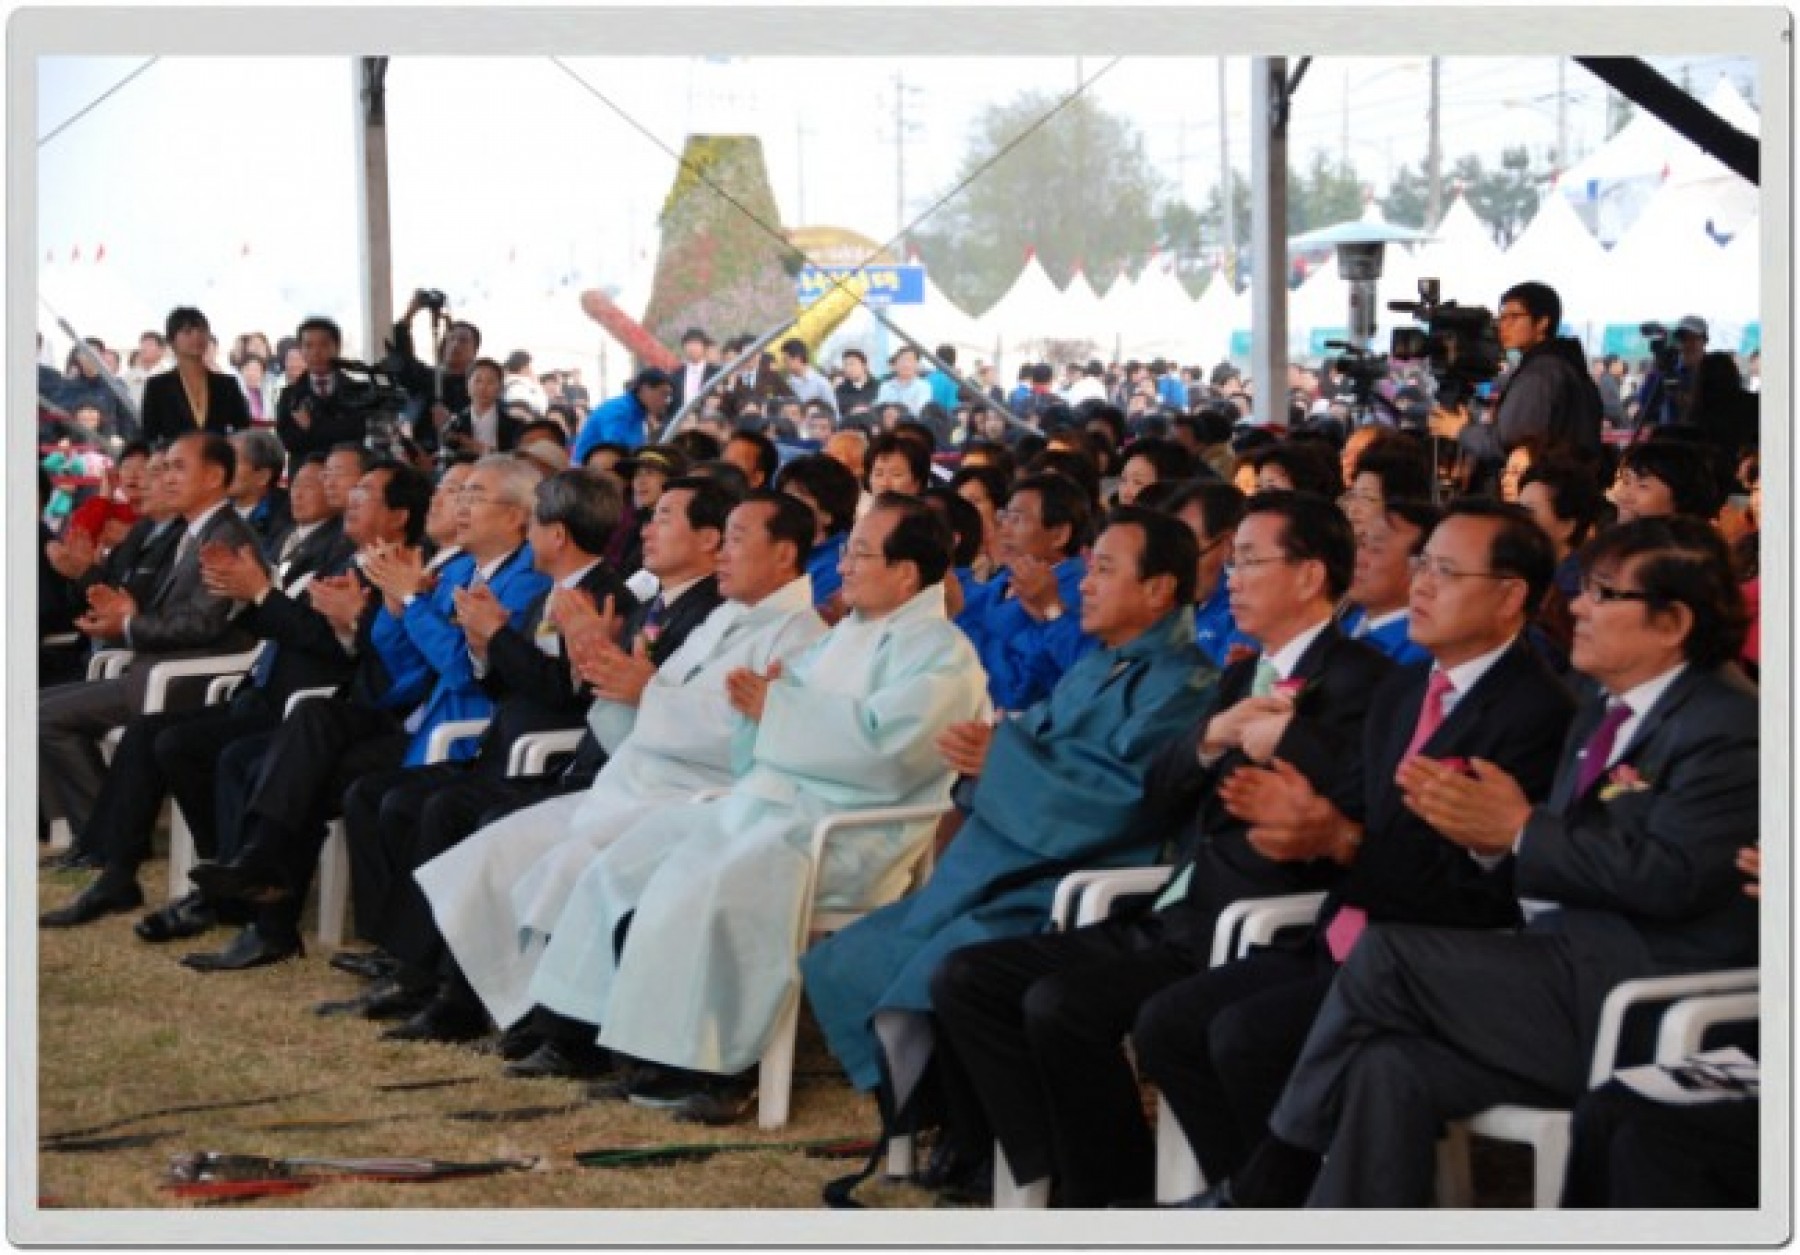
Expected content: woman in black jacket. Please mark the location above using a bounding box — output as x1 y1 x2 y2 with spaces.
139 306 252 445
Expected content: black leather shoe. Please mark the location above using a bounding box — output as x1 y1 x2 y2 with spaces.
328 949 398 981
382 995 491 1044
496 1019 543 1062
179 926 303 972
134 893 217 943
503 1039 615 1080
40 879 144 928
40 847 103 872
669 1079 759 1127
1168 1181 1235 1209
187 860 289 905
914 1142 995 1203
313 977 432 1021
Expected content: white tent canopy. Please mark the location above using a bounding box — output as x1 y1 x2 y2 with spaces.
1190 268 1237 370
1495 190 1611 341
1109 254 1206 363
1592 180 1729 332
1059 268 1110 356
1413 194 1507 307
977 251 1075 362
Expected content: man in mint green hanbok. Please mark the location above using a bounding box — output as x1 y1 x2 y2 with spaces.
522 496 991 1115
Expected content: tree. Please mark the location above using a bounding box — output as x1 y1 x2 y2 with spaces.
1380 162 1431 229
910 92 1163 316
1287 151 1366 235
1462 146 1544 248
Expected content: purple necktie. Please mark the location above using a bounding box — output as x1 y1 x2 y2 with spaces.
1573 700 1633 800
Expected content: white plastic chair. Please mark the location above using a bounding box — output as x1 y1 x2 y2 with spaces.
309 715 491 949
989 877 1328 1208
506 727 586 778
1436 966 1760 1208
761 801 948 1132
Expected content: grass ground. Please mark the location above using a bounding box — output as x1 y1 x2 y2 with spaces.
35 857 929 1212
36 856 1530 1215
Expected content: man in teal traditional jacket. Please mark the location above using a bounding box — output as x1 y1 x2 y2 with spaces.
802 506 1218 1118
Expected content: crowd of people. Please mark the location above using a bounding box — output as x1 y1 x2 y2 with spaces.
37 275 1762 1210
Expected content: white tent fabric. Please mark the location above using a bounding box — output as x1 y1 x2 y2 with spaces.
820 271 991 373
1592 181 1729 332
1190 268 1237 369
1413 194 1507 306
1495 191 1611 343
1059 269 1110 356
978 251 1076 362
1686 212 1759 351
1111 256 1206 363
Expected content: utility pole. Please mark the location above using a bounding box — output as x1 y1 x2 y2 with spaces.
1219 56 1235 283
1425 56 1443 228
1250 56 1288 427
352 56 393 359
796 116 807 225
1340 69 1349 168
895 71 907 244
1554 56 1568 175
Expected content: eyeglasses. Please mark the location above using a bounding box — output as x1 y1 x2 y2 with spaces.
1579 577 1654 605
1408 555 1519 584
842 546 891 566
995 508 1039 526
1496 309 1532 322
1224 553 1292 578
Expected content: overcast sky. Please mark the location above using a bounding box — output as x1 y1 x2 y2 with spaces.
35 51 1757 355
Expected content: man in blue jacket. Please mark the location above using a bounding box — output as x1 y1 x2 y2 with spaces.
183 455 550 969
573 368 675 459
955 472 1098 711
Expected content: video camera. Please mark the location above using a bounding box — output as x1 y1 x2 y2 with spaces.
415 288 449 317
328 357 413 460
1637 321 1683 376
1388 278 1503 409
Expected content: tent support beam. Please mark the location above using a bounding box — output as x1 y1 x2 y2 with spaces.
1574 57 1758 185
354 56 395 358
1249 56 1290 426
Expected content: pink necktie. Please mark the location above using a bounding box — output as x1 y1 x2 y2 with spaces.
1572 700 1633 800
1329 670 1458 962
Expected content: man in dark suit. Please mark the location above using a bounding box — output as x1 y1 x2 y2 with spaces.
181 456 550 970
334 477 736 1043
39 459 429 930
39 433 260 843
275 317 366 461
669 328 720 416
926 492 1392 1206
328 470 637 1021
1189 515 1756 1208
263 455 349 590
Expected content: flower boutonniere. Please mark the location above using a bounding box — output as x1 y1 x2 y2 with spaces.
639 624 663 652
1273 676 1321 712
1225 642 1259 668
1599 764 1652 802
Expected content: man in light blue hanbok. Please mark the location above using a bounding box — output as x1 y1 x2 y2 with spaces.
415 488 825 1068
523 495 992 1119
801 506 1218 1135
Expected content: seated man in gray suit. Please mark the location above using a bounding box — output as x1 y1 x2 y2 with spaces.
1202 515 1758 1208
39 431 262 845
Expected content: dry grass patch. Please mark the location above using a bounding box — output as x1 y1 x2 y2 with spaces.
36 860 923 1211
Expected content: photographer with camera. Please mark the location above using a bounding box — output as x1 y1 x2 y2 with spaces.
386 288 481 454
275 317 367 461
1490 281 1603 461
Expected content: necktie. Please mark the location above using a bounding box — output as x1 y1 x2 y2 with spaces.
313 375 332 398
1250 656 1280 698
151 529 198 607
1572 700 1633 801
1327 669 1458 962
1155 654 1283 911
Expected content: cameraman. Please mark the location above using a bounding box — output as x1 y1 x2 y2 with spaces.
386 289 480 453
1491 280 1602 460
275 317 364 461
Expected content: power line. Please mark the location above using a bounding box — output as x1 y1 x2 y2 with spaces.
37 57 159 148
